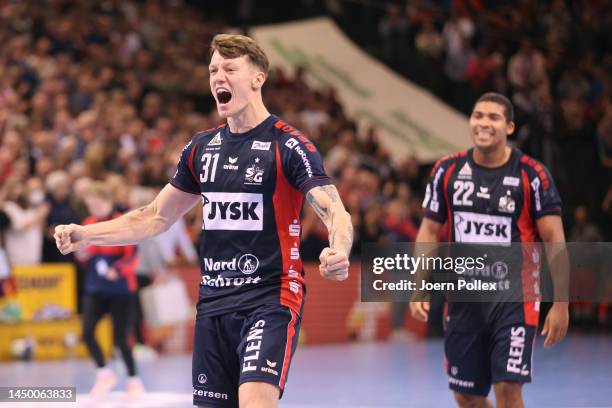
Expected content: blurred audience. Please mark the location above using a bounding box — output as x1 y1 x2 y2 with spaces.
0 0 610 276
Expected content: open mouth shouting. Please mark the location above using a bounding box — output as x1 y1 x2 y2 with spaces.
216 88 232 105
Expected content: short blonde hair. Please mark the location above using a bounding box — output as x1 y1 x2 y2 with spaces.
210 34 269 74
88 181 114 201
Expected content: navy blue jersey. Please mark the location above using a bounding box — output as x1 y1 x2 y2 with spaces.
171 115 331 317
422 148 562 329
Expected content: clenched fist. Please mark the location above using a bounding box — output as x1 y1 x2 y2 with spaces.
319 247 349 281
54 224 87 255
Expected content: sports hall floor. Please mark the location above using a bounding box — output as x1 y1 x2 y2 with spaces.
0 334 609 407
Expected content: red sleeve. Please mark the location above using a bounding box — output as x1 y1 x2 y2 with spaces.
112 244 138 277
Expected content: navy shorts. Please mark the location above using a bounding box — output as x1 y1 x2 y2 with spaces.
445 322 536 396
192 304 301 407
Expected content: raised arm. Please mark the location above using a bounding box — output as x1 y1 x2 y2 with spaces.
55 184 200 254
305 185 353 281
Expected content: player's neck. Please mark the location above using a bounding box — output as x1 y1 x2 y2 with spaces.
473 145 511 168
227 101 270 134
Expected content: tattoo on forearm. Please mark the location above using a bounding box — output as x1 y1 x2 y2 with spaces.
319 185 339 202
306 191 329 222
307 187 353 255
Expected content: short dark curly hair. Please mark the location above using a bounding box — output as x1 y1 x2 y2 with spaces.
474 92 514 123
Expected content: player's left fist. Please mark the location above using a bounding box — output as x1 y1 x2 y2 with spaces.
319 247 349 281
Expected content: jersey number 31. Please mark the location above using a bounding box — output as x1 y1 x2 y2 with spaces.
201 153 219 183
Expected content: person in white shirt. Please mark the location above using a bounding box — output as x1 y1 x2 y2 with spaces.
2 177 49 266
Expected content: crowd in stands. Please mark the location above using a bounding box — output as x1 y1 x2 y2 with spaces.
0 0 609 330
0 0 429 274
369 0 611 239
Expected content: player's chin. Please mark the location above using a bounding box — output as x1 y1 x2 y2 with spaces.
216 106 231 118
474 140 496 151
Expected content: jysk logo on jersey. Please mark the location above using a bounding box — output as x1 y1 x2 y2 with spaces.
454 211 511 244
202 192 263 230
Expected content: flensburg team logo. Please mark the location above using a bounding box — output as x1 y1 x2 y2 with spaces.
238 254 259 275
244 157 265 185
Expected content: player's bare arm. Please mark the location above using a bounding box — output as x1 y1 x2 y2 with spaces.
54 184 200 254
305 184 353 281
536 214 570 348
410 218 442 322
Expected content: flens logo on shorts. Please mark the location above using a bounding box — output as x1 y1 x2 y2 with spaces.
198 373 207 384
244 157 265 185
238 254 259 275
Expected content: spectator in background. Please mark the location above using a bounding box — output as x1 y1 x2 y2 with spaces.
2 176 49 266
360 201 387 244
507 39 548 115
465 44 504 95
379 3 409 70
597 109 612 168
569 205 602 242
414 19 444 91
77 182 142 397
72 177 94 221
42 170 81 263
325 127 357 177
443 36 474 111
128 183 199 357
415 20 443 60
129 187 167 359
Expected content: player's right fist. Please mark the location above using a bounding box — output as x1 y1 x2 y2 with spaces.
319 247 349 281
54 224 87 255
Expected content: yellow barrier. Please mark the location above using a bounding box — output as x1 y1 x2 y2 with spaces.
0 264 76 320
0 264 114 361
0 317 113 361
